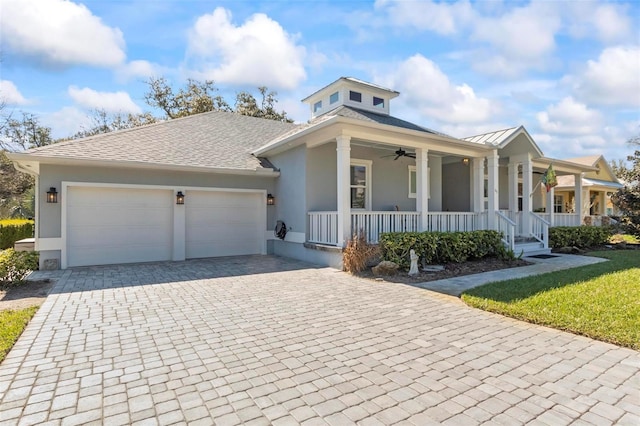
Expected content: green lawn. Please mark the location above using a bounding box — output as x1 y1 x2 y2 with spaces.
462 251 640 350
0 307 38 363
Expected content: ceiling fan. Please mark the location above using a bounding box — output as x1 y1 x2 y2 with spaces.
382 147 416 160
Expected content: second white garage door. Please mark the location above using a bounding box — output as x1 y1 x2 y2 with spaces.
186 191 264 259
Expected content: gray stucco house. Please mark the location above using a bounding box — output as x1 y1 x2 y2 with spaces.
9 77 619 270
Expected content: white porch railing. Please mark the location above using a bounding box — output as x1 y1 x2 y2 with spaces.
351 212 420 243
423 212 488 233
530 212 550 248
496 211 516 251
308 211 338 245
537 213 580 227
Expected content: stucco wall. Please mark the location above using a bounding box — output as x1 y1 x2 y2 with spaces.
37 164 277 239
442 162 471 211
306 143 337 211
269 144 307 236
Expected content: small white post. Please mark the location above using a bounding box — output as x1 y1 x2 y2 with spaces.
416 148 429 231
574 173 583 225
487 150 499 230
546 186 555 227
336 135 351 247
472 157 484 213
508 162 519 215
522 155 533 237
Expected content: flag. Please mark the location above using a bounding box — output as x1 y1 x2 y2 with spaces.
541 165 557 192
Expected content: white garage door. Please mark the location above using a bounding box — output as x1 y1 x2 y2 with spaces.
186 191 263 259
67 186 173 267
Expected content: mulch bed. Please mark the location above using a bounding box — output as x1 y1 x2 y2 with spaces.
357 257 531 284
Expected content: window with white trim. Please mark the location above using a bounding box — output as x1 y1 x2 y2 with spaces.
330 92 339 104
313 101 322 113
408 166 430 199
373 96 384 108
349 91 362 102
351 159 372 209
554 194 564 213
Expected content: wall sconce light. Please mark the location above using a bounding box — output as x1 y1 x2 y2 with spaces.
46 187 58 203
176 191 185 205
462 158 470 166
267 193 275 206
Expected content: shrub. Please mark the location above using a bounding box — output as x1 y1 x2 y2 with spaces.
343 232 381 273
549 226 611 249
0 249 39 287
0 219 34 250
379 230 509 269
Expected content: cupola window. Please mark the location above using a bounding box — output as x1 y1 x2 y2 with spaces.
314 101 322 113
373 97 384 108
330 92 339 104
349 91 362 102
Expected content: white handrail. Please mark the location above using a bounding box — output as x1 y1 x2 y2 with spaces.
495 211 516 251
530 212 550 248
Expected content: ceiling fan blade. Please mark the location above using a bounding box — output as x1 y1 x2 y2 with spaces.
406 153 416 159
394 154 401 160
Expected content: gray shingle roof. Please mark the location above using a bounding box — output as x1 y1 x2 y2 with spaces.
24 111 299 170
332 106 449 136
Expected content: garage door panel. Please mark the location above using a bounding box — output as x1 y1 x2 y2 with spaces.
67 187 173 267
186 191 263 259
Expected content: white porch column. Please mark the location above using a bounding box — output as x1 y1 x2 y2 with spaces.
574 173 583 225
472 157 484 212
522 155 533 237
546 186 555 227
336 135 351 247
416 148 429 231
508 162 519 214
487 150 499 229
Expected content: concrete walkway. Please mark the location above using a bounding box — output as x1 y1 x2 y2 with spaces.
0 256 638 425
412 253 608 296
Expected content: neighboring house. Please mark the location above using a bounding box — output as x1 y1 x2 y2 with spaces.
8 77 611 270
535 155 622 221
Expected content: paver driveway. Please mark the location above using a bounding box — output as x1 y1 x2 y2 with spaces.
0 256 638 425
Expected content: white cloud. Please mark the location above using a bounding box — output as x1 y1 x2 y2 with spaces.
43 106 93 139
116 60 161 81
186 7 306 90
68 86 141 114
565 2 632 43
374 0 474 35
1 0 125 68
0 80 28 105
470 2 561 76
536 97 603 135
378 54 495 124
568 46 640 108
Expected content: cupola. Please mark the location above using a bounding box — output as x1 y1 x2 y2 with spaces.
301 77 400 119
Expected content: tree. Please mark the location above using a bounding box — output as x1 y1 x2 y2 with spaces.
72 109 158 138
611 134 640 236
144 77 231 119
144 77 292 122
1 112 54 151
235 87 292 122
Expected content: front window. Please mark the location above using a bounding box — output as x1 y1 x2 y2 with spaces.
350 159 371 209
554 195 564 213
408 166 430 199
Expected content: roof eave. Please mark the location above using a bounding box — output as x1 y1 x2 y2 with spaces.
7 153 280 177
534 157 598 174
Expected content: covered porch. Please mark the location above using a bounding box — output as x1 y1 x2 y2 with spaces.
304 128 597 256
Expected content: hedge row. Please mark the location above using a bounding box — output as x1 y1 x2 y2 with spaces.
0 219 34 250
549 226 611 249
379 230 511 269
0 249 39 286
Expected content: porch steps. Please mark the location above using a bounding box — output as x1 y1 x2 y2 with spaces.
514 241 551 257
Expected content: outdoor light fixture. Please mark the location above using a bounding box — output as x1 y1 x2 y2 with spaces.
176 191 185 205
267 193 275 206
46 187 58 203
462 158 470 166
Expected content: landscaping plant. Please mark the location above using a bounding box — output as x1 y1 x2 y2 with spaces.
0 219 34 250
0 249 39 287
343 232 380 273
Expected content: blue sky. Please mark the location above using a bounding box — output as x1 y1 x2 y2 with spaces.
1 0 639 162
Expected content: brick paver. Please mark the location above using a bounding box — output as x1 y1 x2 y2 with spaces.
0 255 638 425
